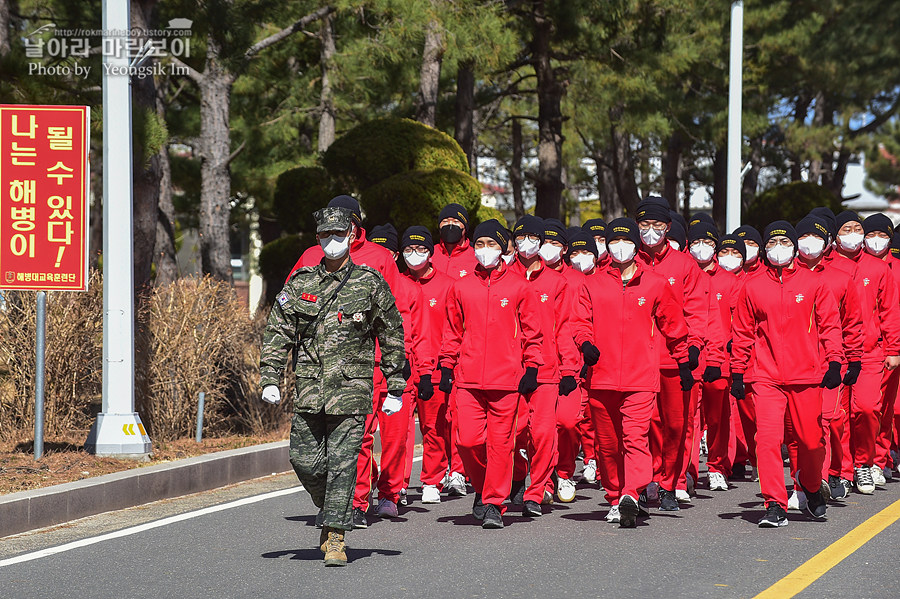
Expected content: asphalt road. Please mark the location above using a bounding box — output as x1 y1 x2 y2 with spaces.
2 454 900 599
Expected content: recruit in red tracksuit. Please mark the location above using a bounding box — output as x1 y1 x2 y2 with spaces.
841 251 900 362
286 228 401 292
439 264 544 387
800 261 865 364
432 238 479 280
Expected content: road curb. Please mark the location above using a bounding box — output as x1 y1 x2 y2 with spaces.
0 440 290 538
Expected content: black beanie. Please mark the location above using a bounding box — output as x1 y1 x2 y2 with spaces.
809 207 837 240
606 218 641 247
689 213 715 228
543 219 568 245
718 234 746 260
438 203 469 228
369 223 398 252
567 231 599 258
636 197 672 223
472 219 510 249
566 226 583 241
688 222 720 245
795 216 830 242
670 211 688 232
401 225 434 253
764 220 798 247
667 220 687 249
582 218 607 237
513 215 544 241
892 231 900 258
734 225 763 247
835 210 861 232
327 195 362 224
863 213 894 237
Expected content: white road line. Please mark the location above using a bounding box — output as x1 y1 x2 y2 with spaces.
2 455 423 568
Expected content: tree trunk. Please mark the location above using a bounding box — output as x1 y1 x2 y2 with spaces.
608 113 640 217
741 138 761 214
415 12 443 128
0 0 11 57
828 146 851 197
712 146 727 230
807 91 827 184
317 12 336 153
594 147 624 220
511 118 524 221
454 60 476 176
532 1 564 220
663 131 683 205
198 35 235 284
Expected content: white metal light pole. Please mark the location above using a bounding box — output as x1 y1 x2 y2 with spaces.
85 0 151 457
725 1 744 234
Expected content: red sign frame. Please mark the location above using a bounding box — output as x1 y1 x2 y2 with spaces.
0 104 90 291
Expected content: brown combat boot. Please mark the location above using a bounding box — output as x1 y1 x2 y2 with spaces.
319 527 328 553
323 528 347 566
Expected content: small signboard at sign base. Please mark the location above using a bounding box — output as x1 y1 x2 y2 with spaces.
0 104 90 291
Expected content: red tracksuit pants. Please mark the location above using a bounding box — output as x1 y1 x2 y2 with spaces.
876 368 900 470
576 387 598 467
456 388 521 512
651 369 694 492
447 387 466 478
786 385 840 483
754 382 825 509
590 389 655 505
843 361 885 468
702 378 732 476
685 385 702 489
513 383 560 502
735 390 758 468
416 389 451 486
555 384 583 480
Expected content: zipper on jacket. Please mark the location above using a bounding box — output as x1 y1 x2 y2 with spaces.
482 272 492 384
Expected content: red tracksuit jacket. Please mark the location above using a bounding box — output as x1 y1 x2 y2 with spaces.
731 265 844 385
432 238 478 280
799 260 864 364
507 259 580 382
403 267 454 378
840 250 900 362
287 228 400 292
571 263 690 392
637 244 715 368
439 263 544 390
393 273 428 384
706 265 743 376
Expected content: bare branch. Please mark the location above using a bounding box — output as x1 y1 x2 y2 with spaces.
243 5 335 61
168 55 203 84
849 94 900 137
227 140 246 165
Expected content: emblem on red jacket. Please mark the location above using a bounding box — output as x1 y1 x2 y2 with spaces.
863 277 870 286
540 293 549 303
716 292 723 301
459 269 468 277
429 298 437 307
668 277 676 286
795 293 805 303
500 298 509 307
638 296 646 306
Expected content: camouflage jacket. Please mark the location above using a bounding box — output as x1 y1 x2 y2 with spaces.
260 259 407 415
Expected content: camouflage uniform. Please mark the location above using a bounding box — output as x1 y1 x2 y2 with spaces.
261 208 407 532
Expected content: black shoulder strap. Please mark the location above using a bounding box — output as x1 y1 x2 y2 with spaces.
299 263 356 340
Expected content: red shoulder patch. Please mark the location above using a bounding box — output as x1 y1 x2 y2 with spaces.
300 293 318 302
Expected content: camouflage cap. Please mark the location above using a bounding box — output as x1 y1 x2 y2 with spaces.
314 207 353 233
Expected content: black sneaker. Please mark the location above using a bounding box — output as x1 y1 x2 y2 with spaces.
618 494 639 528
637 491 650 517
758 502 788 528
315 508 324 529
352 507 368 529
730 462 747 479
828 475 846 500
472 493 488 521
508 479 526 505
522 500 542 518
659 489 680 511
802 481 828 520
482 504 504 529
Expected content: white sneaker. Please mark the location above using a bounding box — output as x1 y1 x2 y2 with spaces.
686 472 695 496
871 465 886 487
446 472 468 496
856 466 875 494
675 489 691 503
582 459 597 484
421 484 441 504
605 505 620 523
557 477 576 503
645 481 659 502
709 471 728 491
787 489 807 511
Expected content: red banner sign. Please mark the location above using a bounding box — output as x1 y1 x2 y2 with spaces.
0 104 90 291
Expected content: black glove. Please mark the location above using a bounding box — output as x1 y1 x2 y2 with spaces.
821 361 843 389
417 374 434 400
730 373 745 399
518 367 539 395
687 346 701 370
438 366 453 393
702 365 722 383
726 340 733 353
677 362 695 391
842 361 862 386
559 375 578 396
402 359 411 381
581 341 600 366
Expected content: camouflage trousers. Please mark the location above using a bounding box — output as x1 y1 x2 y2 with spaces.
289 409 366 531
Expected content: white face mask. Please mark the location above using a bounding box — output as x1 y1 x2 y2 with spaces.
403 249 429 269
839 232 864 252
865 236 890 256
321 234 350 259
474 247 502 269
745 244 759 263
797 236 826 259
668 239 681 251
640 227 665 247
689 243 715 264
609 240 637 264
595 240 607 258
539 243 563 264
571 254 596 273
502 253 515 264
516 237 541 259
717 254 743 272
766 244 795 266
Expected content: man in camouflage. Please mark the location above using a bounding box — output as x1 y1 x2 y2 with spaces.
260 205 407 567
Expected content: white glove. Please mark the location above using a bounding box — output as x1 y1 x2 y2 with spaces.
381 393 403 415
262 385 281 404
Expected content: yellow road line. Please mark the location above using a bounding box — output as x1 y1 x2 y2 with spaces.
754 497 900 598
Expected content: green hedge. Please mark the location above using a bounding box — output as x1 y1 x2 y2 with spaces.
272 166 339 235
258 234 307 285
746 182 845 231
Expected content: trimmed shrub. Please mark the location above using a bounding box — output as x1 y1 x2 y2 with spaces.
472 205 508 230
273 166 339 235
259 234 307 281
746 182 844 231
